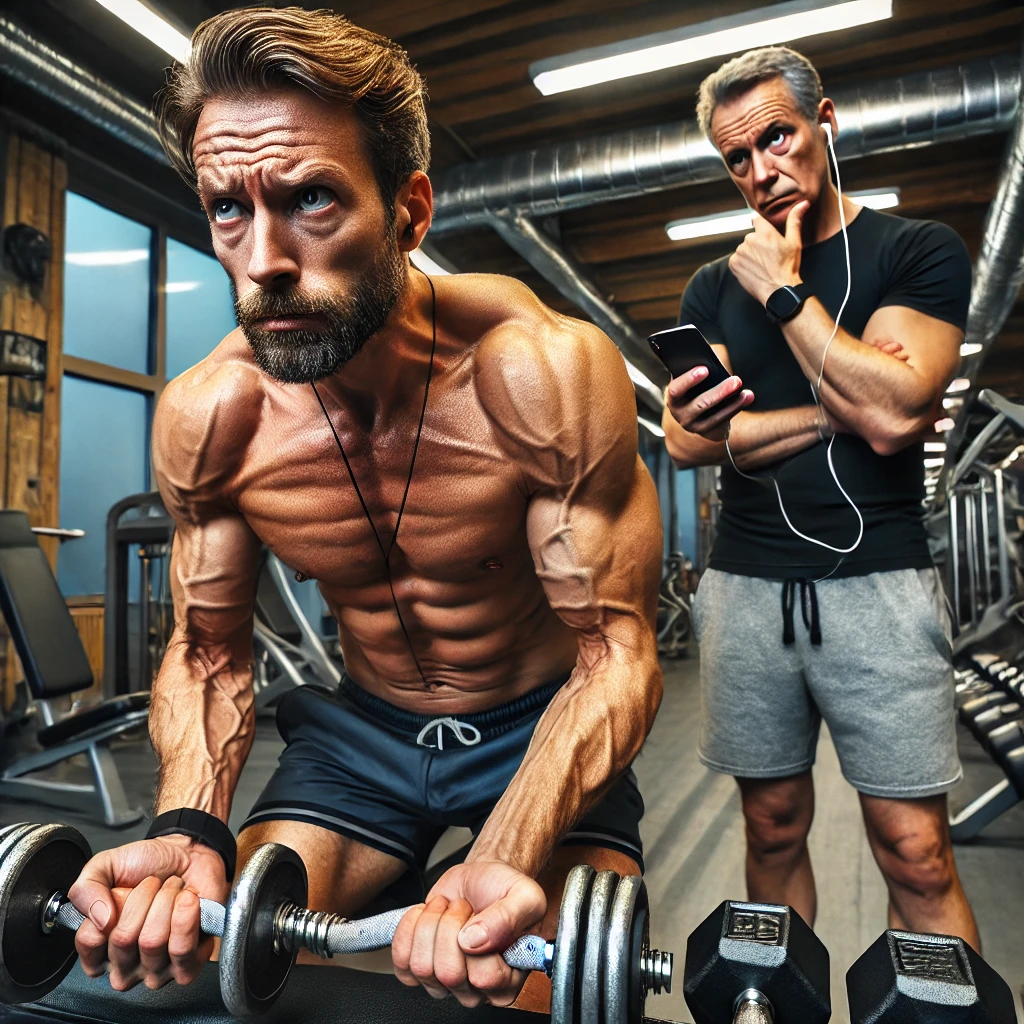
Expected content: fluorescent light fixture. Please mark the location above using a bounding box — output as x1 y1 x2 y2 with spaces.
850 189 900 210
92 0 190 62
531 0 892 96
924 442 946 452
960 342 983 357
165 281 201 294
667 210 755 242
666 190 899 242
942 397 963 410
947 377 971 393
638 417 666 438
409 248 451 276
66 249 149 266
923 457 945 468
934 417 955 432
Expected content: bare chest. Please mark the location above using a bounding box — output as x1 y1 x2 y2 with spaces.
233 382 526 589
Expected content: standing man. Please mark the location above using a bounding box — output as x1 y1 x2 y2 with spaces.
662 46 979 945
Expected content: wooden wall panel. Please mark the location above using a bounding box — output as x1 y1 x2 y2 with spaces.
68 599 105 705
0 127 68 709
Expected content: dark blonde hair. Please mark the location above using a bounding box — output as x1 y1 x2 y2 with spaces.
154 6 430 210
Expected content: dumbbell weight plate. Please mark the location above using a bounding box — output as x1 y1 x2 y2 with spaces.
580 870 618 1024
604 873 648 1024
219 842 308 1019
550 863 594 1024
0 823 91 1003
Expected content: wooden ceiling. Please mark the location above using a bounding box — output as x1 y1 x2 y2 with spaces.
5 0 1024 403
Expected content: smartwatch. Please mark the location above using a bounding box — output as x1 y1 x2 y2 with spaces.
765 283 814 325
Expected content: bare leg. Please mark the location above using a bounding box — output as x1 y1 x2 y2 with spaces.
737 771 817 925
234 820 408 966
860 793 980 951
513 845 641 1014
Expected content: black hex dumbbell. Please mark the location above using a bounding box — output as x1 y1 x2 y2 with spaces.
970 702 1024 753
955 679 994 710
958 691 1008 725
684 901 830 1023
847 929 1015 1022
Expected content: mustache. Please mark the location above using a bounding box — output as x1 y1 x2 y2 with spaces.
235 288 341 323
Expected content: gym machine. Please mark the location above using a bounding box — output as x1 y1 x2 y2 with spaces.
943 390 1024 656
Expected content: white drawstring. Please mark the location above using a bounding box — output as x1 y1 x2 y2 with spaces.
415 717 482 750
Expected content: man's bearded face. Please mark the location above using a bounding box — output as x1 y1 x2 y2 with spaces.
234 229 405 384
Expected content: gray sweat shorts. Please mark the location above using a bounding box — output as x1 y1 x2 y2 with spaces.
692 567 962 799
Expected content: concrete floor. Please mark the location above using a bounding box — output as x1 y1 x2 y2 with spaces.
1 657 1021 1023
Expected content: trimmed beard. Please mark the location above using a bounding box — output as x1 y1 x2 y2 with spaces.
234 238 406 384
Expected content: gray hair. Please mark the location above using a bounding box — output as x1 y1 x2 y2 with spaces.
696 46 822 140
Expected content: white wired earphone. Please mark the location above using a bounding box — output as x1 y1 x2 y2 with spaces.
724 120 863 579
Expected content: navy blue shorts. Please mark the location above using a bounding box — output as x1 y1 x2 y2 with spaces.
241 674 645 878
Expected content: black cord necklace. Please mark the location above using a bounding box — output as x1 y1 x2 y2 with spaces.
311 269 437 686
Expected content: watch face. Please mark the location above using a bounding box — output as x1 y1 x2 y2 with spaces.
766 286 801 323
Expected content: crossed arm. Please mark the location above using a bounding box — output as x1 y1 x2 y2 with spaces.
663 302 962 471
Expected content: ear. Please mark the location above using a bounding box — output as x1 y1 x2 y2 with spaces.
394 171 433 253
816 98 838 144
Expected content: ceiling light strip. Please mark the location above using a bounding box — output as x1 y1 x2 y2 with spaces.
91 0 190 62
531 0 892 96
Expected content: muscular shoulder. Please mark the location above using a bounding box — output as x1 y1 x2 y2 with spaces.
465 276 638 492
153 330 265 517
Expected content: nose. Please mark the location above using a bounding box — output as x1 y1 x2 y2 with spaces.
751 149 777 192
246 211 300 289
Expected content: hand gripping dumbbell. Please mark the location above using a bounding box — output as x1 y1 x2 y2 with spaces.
0 823 673 1022
683 901 830 1024
847 929 1016 1022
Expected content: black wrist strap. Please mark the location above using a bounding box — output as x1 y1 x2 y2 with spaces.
146 808 237 880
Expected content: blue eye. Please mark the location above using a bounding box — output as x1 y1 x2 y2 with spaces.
213 199 242 223
298 187 333 212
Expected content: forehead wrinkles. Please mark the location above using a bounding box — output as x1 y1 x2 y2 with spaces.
714 99 796 155
194 128 321 194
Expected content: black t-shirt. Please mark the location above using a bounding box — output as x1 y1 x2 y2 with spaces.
680 207 971 578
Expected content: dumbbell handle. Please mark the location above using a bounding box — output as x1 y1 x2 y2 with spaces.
49 895 552 973
733 988 773 1024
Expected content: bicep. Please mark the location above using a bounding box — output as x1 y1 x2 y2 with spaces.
170 510 261 650
862 304 961 395
526 453 662 643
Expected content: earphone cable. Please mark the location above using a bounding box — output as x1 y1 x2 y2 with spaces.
312 267 438 685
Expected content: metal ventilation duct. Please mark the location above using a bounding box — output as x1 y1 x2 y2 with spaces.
489 213 666 405
0 16 168 165
431 54 1021 234
942 72 1024 479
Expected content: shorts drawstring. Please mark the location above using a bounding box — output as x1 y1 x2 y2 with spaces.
781 578 822 646
415 717 482 750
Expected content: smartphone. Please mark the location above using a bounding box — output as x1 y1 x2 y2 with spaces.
648 324 732 400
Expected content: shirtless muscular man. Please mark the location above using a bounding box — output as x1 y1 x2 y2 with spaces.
67 6 663 1012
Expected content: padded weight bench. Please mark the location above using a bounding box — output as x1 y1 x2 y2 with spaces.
0 512 149 827
0 963 544 1023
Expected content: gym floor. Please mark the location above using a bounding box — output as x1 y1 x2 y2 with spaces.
1 656 1021 1024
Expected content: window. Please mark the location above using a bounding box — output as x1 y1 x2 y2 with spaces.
63 193 153 374
57 379 148 596
59 191 232 596
165 237 235 380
